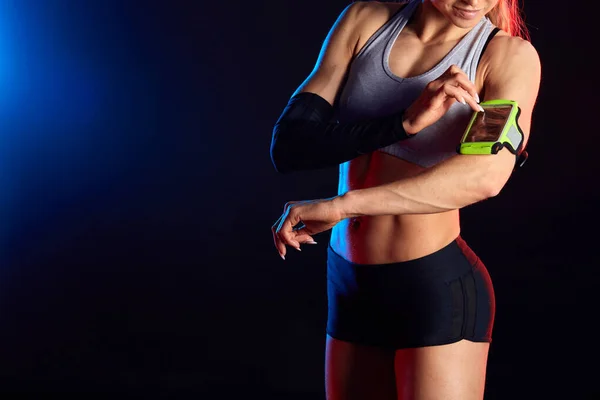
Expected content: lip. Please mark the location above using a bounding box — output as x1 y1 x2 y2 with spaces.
453 6 481 20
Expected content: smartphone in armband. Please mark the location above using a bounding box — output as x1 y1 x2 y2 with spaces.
457 100 528 167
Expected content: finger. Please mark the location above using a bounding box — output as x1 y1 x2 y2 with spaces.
271 215 287 260
425 78 443 94
276 210 302 251
271 214 282 231
431 83 463 108
295 231 317 244
445 64 468 79
292 220 306 232
277 223 301 251
440 83 481 113
443 65 482 105
451 73 480 104
459 86 483 113
274 233 287 259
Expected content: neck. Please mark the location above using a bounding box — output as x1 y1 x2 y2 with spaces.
410 1 477 44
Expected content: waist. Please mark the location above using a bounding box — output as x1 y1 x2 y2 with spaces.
327 234 473 280
330 212 460 265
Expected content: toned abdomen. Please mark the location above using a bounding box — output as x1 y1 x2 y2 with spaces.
330 151 461 265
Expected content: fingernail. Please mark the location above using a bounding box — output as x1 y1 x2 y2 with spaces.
479 105 485 112
475 93 480 103
307 241 318 245
295 247 302 252
280 254 285 260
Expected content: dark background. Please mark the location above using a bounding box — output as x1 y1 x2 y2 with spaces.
0 0 596 398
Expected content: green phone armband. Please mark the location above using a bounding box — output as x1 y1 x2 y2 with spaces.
457 99 527 158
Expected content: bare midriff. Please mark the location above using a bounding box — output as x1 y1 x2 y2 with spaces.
330 151 460 265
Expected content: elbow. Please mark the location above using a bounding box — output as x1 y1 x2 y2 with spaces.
270 144 292 174
270 125 295 174
482 172 510 199
479 155 514 199
485 182 503 199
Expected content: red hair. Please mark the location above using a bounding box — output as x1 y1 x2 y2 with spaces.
486 0 530 41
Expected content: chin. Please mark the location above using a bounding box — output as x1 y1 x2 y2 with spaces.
455 21 480 29
449 15 483 29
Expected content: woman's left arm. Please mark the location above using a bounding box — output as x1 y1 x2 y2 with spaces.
336 36 542 218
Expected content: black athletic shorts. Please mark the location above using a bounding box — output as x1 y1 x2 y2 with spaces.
326 236 495 349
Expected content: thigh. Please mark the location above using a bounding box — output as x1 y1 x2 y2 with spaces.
325 335 397 400
395 340 491 400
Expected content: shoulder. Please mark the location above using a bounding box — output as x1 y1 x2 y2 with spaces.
487 31 540 64
341 1 408 52
479 29 542 115
329 2 383 37
482 30 541 81
340 1 408 27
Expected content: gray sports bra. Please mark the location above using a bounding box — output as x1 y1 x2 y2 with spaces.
336 0 496 168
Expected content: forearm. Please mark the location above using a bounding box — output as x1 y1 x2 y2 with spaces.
336 152 514 217
270 92 413 173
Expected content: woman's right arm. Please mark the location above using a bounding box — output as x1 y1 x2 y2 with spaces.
291 2 364 108
269 2 415 174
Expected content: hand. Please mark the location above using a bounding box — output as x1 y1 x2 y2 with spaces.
271 197 343 260
403 64 483 135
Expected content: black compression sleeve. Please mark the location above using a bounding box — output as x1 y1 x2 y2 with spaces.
269 92 414 174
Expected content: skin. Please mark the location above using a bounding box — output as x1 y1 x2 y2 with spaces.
272 1 542 399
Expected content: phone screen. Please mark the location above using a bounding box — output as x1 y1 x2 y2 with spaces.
463 105 513 142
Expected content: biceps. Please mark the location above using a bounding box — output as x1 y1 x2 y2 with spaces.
484 74 539 136
482 40 542 144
